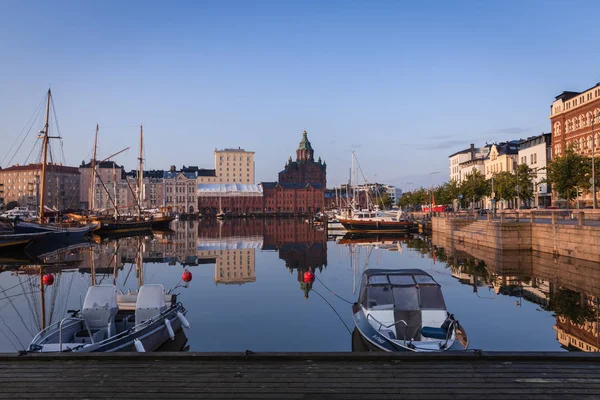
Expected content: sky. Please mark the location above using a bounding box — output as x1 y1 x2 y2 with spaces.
1 0 600 191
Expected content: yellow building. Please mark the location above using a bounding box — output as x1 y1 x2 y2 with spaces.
214 148 255 184
484 141 519 179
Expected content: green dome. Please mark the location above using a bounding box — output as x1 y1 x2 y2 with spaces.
298 130 313 151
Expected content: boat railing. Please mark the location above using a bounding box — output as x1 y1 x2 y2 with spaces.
59 317 95 351
367 313 408 345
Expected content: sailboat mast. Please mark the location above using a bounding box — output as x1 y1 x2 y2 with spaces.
40 267 46 330
137 124 144 214
91 246 96 285
38 89 52 222
113 165 118 220
90 124 98 212
137 237 143 288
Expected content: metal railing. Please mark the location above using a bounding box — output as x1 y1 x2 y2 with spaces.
366 313 408 345
58 317 95 351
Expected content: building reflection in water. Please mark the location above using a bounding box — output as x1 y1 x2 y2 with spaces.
427 232 600 352
195 219 327 296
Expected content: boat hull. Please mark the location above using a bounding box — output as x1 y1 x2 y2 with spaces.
96 219 153 234
151 216 174 230
339 219 413 233
29 304 187 353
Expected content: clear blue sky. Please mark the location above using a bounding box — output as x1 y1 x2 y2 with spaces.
1 0 600 190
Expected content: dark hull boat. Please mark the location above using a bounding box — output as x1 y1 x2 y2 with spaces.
0 231 52 250
96 218 153 235
352 269 468 352
339 219 413 233
151 216 175 230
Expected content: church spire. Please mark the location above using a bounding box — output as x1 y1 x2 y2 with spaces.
296 130 314 162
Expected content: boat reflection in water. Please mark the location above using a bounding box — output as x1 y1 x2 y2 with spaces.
1 233 192 353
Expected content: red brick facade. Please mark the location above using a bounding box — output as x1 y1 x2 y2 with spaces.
550 86 600 159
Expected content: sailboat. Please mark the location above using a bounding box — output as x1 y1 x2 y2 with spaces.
14 90 99 239
216 185 226 219
337 152 414 233
94 125 153 235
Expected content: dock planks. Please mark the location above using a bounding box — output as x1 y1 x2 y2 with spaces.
0 352 599 399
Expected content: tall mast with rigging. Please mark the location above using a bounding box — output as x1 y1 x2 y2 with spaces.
137 124 144 215
38 89 52 223
90 124 99 213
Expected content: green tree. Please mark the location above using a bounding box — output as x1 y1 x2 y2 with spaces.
515 163 534 204
492 171 516 203
546 148 589 204
398 187 428 210
376 192 393 209
459 170 489 209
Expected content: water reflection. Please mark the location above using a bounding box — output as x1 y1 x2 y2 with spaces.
1 219 599 352
430 232 600 352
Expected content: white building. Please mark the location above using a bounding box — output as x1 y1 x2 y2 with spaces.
518 133 552 207
163 169 198 214
214 148 255 184
383 185 402 204
449 144 490 183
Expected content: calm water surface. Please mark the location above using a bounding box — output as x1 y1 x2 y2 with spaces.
0 219 598 352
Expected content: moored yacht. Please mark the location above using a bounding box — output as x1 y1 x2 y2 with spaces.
339 209 413 233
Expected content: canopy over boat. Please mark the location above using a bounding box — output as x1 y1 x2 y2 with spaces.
358 269 447 342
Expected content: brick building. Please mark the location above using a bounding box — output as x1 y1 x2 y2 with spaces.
261 182 323 214
0 163 80 211
550 83 600 159
278 130 326 188
196 184 264 216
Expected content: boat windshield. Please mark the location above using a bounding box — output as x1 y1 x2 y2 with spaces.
360 270 446 311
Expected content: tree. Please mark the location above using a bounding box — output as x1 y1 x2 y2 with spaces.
397 187 428 210
546 148 589 204
459 170 489 209
515 163 534 204
375 192 393 210
492 171 516 203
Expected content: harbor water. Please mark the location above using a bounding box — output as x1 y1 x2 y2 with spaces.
0 218 598 353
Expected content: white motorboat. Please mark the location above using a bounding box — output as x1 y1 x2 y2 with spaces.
0 207 37 221
352 269 468 352
28 284 189 353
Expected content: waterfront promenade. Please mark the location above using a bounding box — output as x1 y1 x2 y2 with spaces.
431 211 600 262
2 352 600 399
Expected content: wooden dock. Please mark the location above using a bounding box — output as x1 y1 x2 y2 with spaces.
1 352 599 399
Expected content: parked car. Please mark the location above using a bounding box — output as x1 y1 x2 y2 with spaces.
518 205 531 210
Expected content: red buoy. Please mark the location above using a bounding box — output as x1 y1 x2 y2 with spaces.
182 270 192 283
303 270 315 283
42 274 54 286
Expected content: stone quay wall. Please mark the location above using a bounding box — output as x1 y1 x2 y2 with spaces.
432 214 600 262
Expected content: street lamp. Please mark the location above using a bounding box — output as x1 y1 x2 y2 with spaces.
429 172 440 218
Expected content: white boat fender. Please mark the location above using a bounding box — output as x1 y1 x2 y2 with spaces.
164 319 175 340
134 338 145 352
177 311 190 329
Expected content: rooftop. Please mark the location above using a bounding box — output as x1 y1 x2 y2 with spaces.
0 163 79 174
214 148 255 154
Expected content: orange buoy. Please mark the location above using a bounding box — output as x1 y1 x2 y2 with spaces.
42 274 54 286
182 270 192 283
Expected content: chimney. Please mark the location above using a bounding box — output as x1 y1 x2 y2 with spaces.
170 165 176 172
470 143 475 160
